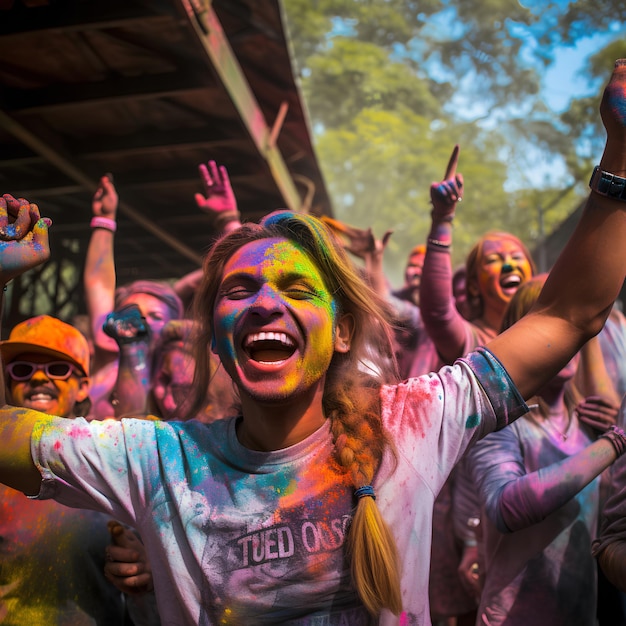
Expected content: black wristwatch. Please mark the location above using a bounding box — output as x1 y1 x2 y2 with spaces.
589 165 626 201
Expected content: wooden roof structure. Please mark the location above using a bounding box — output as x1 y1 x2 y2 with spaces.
0 0 332 323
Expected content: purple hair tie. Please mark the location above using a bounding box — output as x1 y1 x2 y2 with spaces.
354 485 376 500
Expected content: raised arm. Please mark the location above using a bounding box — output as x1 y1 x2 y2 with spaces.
0 195 52 494
487 60 626 400
174 160 242 309
319 216 394 299
84 175 120 368
420 145 471 364
102 304 152 418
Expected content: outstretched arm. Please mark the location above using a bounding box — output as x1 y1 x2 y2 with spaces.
471 424 619 533
487 60 626 400
0 406 51 495
420 145 471 364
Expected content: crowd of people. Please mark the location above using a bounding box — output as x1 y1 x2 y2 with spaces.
0 59 625 626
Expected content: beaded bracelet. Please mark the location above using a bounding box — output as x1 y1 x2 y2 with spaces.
90 216 117 232
427 237 451 249
600 424 626 457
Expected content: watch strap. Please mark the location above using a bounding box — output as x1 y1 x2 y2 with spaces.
589 165 626 201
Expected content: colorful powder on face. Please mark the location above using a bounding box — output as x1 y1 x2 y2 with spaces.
262 241 337 394
214 238 339 400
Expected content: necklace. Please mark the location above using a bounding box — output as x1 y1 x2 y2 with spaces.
527 404 573 442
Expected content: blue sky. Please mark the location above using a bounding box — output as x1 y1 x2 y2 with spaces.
543 32 613 112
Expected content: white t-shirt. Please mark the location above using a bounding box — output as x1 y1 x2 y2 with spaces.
31 348 527 625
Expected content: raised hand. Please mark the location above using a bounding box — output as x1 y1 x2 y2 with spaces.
0 195 36 241
0 195 51 284
102 303 150 346
430 145 463 223
195 160 237 214
92 174 118 218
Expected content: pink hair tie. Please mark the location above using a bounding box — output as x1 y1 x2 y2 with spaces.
90 216 117 232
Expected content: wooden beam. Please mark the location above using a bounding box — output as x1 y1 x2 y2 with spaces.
0 109 204 266
69 126 247 159
176 0 303 213
1 71 212 114
0 2 178 37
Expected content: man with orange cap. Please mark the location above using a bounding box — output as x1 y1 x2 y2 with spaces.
0 315 125 624
1 315 91 419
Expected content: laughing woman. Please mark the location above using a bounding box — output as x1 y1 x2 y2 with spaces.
1 60 626 626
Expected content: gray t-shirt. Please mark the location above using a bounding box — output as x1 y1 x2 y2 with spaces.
31 348 526 625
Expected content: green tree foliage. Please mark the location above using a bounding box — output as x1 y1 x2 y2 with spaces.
304 38 441 129
282 0 625 284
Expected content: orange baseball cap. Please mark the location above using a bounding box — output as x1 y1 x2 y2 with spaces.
0 315 90 376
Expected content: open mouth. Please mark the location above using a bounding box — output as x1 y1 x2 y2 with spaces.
244 331 296 363
500 274 521 292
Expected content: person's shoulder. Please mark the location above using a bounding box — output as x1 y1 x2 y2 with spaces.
380 372 445 414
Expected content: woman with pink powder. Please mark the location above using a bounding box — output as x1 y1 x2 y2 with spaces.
468 274 612 625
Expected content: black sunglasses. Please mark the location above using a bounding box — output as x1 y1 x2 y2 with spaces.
5 361 78 381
